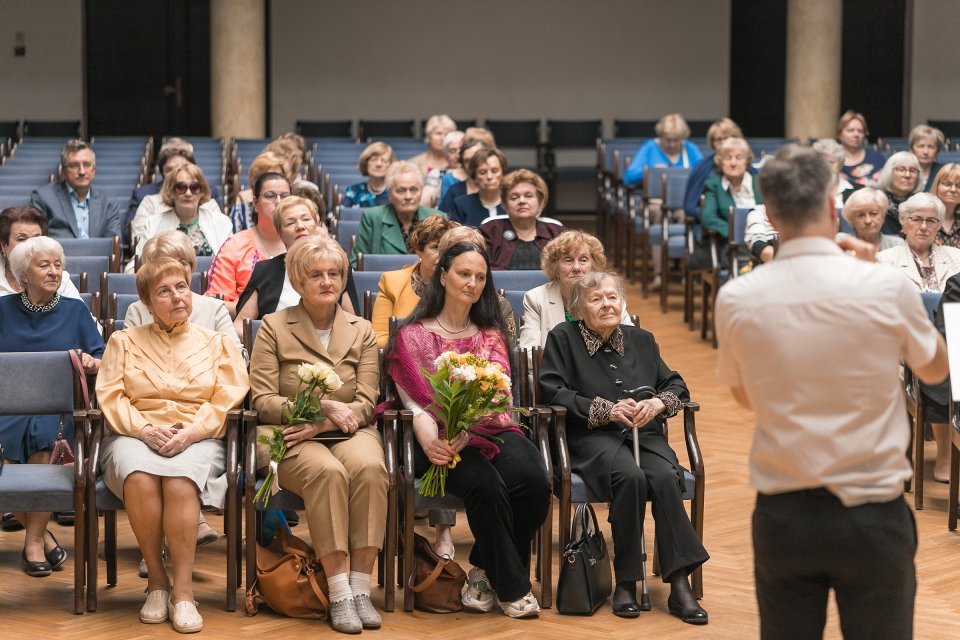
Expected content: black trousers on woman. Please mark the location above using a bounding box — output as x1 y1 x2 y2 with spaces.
415 430 550 602
606 441 708 583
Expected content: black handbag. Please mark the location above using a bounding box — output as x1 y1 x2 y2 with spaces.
556 502 613 615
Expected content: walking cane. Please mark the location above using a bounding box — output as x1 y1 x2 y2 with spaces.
622 386 657 612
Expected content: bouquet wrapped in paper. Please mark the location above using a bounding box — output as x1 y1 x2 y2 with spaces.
256 361 343 506
418 351 513 497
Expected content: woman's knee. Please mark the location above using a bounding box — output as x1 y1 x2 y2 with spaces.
124 471 160 496
350 456 388 489
160 476 200 501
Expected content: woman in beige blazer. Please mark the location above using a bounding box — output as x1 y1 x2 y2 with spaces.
519 230 632 350
877 192 960 292
250 236 386 634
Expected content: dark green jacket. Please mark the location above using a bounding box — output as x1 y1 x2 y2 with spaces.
700 173 763 239
349 204 446 268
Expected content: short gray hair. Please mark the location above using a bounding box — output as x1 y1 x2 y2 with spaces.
569 270 625 321
385 160 424 190
443 130 465 148
899 191 946 226
8 236 65 286
877 151 921 193
812 138 844 167
757 144 834 229
60 139 94 168
841 187 889 224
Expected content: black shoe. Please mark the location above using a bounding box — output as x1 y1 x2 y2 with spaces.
44 530 67 571
54 511 75 527
22 551 52 577
1 512 24 532
612 582 640 619
667 594 708 625
282 510 299 527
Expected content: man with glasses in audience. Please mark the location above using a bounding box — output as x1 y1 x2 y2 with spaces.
715 145 948 640
31 139 121 239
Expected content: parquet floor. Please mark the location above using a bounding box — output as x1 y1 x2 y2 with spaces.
2 278 960 639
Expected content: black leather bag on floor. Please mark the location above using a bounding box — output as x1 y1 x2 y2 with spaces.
556 502 613 615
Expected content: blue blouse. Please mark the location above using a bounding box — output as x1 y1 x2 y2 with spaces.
0 295 104 462
623 139 704 186
342 182 389 208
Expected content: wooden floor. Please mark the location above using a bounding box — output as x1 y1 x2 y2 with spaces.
3 277 960 638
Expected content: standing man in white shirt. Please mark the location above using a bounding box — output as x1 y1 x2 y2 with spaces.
715 145 948 640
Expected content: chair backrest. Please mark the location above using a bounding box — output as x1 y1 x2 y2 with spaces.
645 167 691 200
336 219 361 253
242 318 262 357
296 120 353 138
546 120 602 149
338 206 364 222
921 292 941 324
614 120 657 138
491 270 549 291
195 255 214 273
110 293 140 323
664 172 690 210
730 207 752 245
67 256 111 293
357 254 416 272
838 214 854 234
485 120 542 148
352 270 383 307
69 272 88 293
501 290 525 328
358 120 415 140
0 351 77 415
79 291 100 320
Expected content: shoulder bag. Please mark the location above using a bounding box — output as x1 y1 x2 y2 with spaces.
245 528 329 619
408 532 466 613
556 502 612 615
49 350 91 466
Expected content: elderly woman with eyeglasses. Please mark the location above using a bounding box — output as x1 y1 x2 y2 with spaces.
877 192 960 292
0 236 103 578
205 172 290 315
932 163 960 248
130 162 232 269
342 142 395 209
877 152 923 235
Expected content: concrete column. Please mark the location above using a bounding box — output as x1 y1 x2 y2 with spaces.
210 0 265 138
785 0 842 142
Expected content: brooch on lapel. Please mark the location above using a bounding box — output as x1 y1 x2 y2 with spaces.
503 230 516 241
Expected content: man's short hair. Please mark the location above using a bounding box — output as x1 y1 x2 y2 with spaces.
60 139 94 168
757 144 834 229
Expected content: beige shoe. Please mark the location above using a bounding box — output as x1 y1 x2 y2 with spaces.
139 589 169 624
196 520 219 546
168 599 203 633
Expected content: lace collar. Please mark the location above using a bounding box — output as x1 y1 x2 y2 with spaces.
578 321 624 357
19 291 60 313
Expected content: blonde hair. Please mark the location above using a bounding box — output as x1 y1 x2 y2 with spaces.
713 137 754 170
500 169 548 213
438 225 483 257
358 141 396 176
140 231 197 272
271 196 320 235
424 114 456 136
135 258 191 305
160 163 211 208
540 231 606 281
247 151 291 191
655 114 690 140
409 216 459 252
909 124 946 153
285 235 348 296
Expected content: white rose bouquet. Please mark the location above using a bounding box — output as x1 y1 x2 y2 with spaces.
418 351 513 497
255 361 344 506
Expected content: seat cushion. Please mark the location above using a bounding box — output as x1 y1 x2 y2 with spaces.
0 464 77 512
95 478 124 510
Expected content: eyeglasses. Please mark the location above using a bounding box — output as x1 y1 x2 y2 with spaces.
906 216 940 227
64 161 94 171
940 181 960 190
259 191 290 203
893 167 920 176
174 182 202 195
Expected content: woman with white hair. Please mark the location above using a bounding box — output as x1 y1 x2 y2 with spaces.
811 138 856 209
410 114 457 177
877 151 923 235
877 192 960 291
0 206 81 299
623 113 704 186
700 137 763 238
422 130 464 206
0 236 103 577
350 161 447 268
839 188 903 252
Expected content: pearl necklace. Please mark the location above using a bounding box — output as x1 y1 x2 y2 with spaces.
20 291 60 313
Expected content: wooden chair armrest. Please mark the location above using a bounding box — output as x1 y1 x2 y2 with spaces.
242 409 259 486
381 410 399 495
682 401 705 479
224 409 242 486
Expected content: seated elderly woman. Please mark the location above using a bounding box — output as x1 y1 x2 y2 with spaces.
385 240 550 618
836 110 887 186
909 124 946 191
95 258 248 632
227 150 292 232
812 138 856 209
700 137 763 238
350 161 446 268
744 205 778 263
130 162 232 269
838 188 904 252
0 206 81 299
204 171 290 315
438 129 496 211
235 196 356 335
538 270 709 624
409 114 456 177
519 230 631 349
448 147 508 227
422 130 465 206
250 236 387 634
480 169 565 270
683 118 746 218
876 151 922 235
342 142 395 208
932 163 960 248
623 113 704 187
0 236 102 577
877 192 960 291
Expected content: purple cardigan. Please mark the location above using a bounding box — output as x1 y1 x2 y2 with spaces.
480 217 566 270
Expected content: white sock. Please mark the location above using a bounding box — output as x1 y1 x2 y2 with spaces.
349 571 371 598
327 573 353 603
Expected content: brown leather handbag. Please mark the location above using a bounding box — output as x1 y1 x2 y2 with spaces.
408 532 466 613
245 529 329 618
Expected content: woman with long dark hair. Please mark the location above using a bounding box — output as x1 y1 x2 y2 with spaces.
384 241 550 618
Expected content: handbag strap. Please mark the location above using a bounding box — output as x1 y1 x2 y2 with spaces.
306 569 329 613
409 555 451 593
570 502 602 543
67 349 91 411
